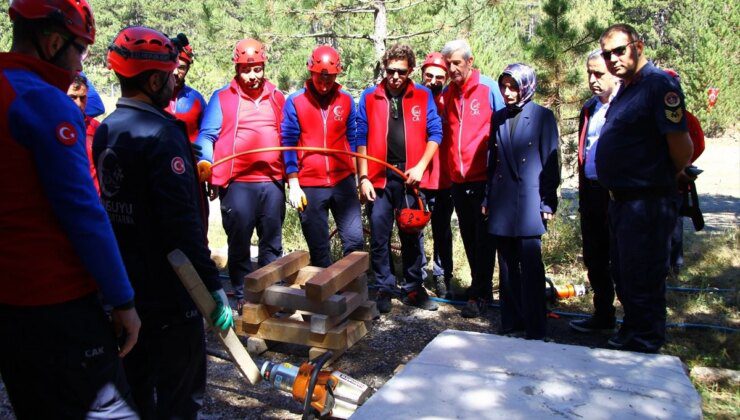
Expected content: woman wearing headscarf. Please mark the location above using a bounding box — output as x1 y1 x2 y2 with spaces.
483 63 560 340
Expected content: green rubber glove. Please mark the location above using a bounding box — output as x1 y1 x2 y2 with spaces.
210 289 234 331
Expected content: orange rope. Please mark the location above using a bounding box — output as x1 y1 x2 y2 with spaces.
210 146 425 209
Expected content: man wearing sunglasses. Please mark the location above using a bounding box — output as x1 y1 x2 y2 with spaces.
1 1 140 417
357 44 442 313
195 38 286 313
418 52 454 299
440 39 505 318
595 24 693 353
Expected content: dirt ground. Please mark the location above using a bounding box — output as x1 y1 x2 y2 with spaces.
0 135 736 419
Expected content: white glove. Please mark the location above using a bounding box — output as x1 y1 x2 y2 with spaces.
288 177 307 212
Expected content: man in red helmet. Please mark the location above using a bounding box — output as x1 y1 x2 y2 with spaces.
168 44 207 143
96 26 233 418
1 1 140 418
194 38 286 311
419 51 454 298
356 44 442 313
67 73 102 193
281 45 363 267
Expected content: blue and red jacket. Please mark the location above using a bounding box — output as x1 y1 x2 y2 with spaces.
195 79 285 186
281 81 357 187
441 69 505 183
0 53 133 307
357 80 442 189
167 83 206 143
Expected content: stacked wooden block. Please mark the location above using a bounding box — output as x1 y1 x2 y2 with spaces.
235 251 377 360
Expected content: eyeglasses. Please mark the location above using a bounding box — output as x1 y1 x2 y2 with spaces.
238 66 264 74
601 41 637 60
424 73 446 81
386 68 409 76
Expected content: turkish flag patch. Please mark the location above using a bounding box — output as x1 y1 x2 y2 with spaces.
171 156 186 174
55 122 78 146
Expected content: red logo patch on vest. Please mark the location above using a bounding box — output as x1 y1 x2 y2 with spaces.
55 122 78 146
171 157 186 174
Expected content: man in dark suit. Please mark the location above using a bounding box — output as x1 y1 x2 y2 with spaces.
569 50 619 334
484 63 560 340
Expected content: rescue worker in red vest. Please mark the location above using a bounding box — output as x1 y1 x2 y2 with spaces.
1 1 140 417
419 51 454 298
195 38 286 311
281 45 363 268
440 39 505 318
67 73 101 193
168 44 207 143
569 50 619 334
357 44 443 313
98 26 233 417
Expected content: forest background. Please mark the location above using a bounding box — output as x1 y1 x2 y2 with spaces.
1 0 737 144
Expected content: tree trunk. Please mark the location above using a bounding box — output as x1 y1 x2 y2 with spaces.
372 0 387 81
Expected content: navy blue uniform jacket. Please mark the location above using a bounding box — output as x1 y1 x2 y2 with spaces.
486 101 560 237
93 98 220 319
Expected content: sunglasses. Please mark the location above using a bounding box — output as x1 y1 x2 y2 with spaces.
424 73 446 81
601 41 637 60
386 68 409 76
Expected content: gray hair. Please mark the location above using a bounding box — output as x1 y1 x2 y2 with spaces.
586 49 603 63
441 39 472 60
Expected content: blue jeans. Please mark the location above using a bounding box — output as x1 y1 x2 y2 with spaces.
368 172 424 294
301 176 364 267
220 181 285 300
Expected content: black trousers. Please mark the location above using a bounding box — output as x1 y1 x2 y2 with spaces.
496 236 547 339
579 178 615 322
609 195 677 351
123 315 206 419
0 294 137 419
451 181 496 301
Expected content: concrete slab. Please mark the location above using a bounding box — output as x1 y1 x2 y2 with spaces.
353 330 701 419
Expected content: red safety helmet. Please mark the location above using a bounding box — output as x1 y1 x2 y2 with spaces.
233 38 267 64
395 194 431 234
179 44 194 65
307 45 342 75
421 52 447 73
107 26 179 78
663 68 681 83
9 0 96 44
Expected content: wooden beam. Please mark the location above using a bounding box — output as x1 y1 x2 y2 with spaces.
349 301 379 321
240 318 351 349
262 285 347 315
310 291 363 334
244 251 310 293
305 252 369 302
286 266 324 287
341 273 369 294
240 303 271 325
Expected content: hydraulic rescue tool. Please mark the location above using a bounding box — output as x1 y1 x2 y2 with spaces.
167 249 370 419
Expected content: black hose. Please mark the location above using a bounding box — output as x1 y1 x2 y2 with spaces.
302 351 333 420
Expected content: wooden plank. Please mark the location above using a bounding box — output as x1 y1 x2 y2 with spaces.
244 251 310 293
167 249 261 385
345 320 370 348
310 291 363 334
340 273 369 294
305 252 369 302
240 318 347 349
240 303 271 325
309 346 346 367
246 337 271 355
286 266 324 287
348 301 379 321
262 285 347 315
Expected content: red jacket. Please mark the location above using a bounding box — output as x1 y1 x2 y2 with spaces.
356 80 442 189
85 116 100 193
425 92 451 189
281 82 357 187
197 80 285 186
442 69 505 183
